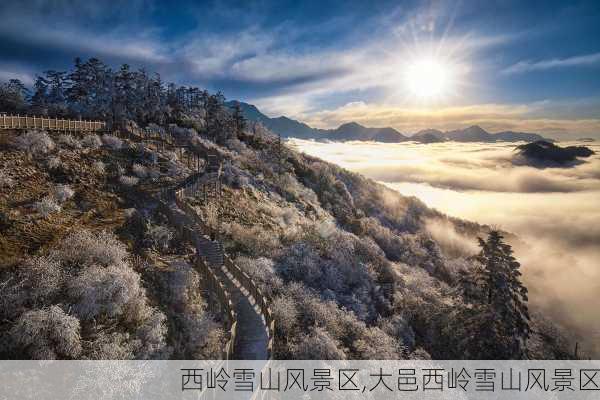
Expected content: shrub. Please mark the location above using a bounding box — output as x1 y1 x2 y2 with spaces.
116 164 126 176
169 124 197 141
135 309 170 359
200 203 219 233
58 134 81 149
18 256 64 306
155 262 224 359
223 222 280 257
68 264 147 323
85 331 136 360
221 162 251 189
235 256 283 297
0 256 64 321
119 175 139 187
34 196 61 217
279 172 319 204
52 184 74 203
0 169 15 188
272 295 298 337
276 242 322 287
47 156 62 170
380 314 416 351
293 327 346 360
92 160 105 175
13 130 55 155
81 134 102 149
9 306 82 359
132 163 148 178
409 347 432 360
51 229 128 268
101 134 123 150
0 275 22 321
353 326 403 359
145 223 173 250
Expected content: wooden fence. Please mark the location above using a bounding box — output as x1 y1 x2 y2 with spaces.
192 240 237 359
224 255 275 356
0 114 106 132
160 198 238 360
146 123 275 360
174 187 276 359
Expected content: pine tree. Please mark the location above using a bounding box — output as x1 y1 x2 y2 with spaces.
30 76 50 115
44 70 69 117
457 230 530 358
0 79 29 113
231 102 246 137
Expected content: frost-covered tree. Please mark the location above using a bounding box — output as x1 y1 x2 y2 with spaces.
0 79 28 113
44 70 69 117
456 231 530 359
230 102 246 137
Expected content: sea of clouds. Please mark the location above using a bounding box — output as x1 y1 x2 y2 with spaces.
292 139 600 355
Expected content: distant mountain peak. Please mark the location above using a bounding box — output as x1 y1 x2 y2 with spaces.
465 125 487 133
338 121 364 129
228 100 553 144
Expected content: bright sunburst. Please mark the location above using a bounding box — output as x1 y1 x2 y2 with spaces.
404 57 454 100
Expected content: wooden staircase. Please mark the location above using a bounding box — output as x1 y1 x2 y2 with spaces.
197 235 224 266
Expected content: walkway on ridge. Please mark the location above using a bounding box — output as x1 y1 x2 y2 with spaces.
169 173 270 360
127 123 271 360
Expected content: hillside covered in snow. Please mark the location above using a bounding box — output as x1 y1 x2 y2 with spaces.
0 58 576 360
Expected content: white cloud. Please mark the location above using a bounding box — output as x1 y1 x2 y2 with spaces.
503 52 600 74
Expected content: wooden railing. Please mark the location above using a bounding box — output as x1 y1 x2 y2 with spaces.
174 187 276 359
161 199 238 360
192 243 237 359
0 114 106 132
224 255 276 356
144 122 274 359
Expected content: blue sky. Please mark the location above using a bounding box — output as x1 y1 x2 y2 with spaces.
1 0 599 137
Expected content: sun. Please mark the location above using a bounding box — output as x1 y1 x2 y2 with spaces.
404 58 453 100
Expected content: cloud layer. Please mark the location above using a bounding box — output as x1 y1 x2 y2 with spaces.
294 139 600 355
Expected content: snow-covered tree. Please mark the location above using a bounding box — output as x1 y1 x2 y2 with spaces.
456 231 530 358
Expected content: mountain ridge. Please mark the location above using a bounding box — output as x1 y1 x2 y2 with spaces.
227 100 553 143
